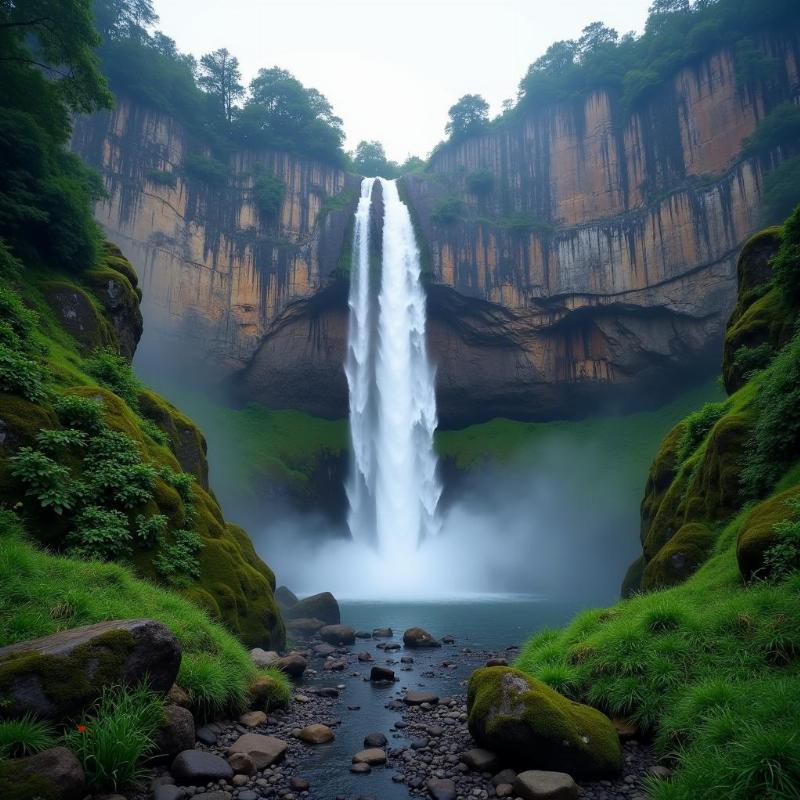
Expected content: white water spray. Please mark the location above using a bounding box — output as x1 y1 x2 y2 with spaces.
345 177 442 564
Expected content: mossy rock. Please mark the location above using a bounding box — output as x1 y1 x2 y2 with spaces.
0 392 57 449
250 674 288 711
641 522 716 591
640 422 685 549
737 487 800 580
284 592 339 625
0 747 84 800
620 555 644 597
467 666 622 779
84 261 143 359
138 388 210 488
102 240 140 289
40 280 115 353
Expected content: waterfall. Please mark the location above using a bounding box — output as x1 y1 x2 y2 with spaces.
345 177 441 560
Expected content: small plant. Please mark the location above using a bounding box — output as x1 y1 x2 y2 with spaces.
147 169 177 188
55 395 105 433
0 714 56 758
0 345 47 402
466 168 494 196
256 666 292 708
135 513 167 546
676 401 728 463
153 528 204 584
9 448 77 514
731 342 775 381
139 417 168 445
66 506 132 561
86 348 141 409
35 428 87 453
160 467 195 503
64 683 165 791
763 497 800 581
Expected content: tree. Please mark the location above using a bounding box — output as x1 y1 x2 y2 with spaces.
578 22 618 61
352 140 398 177
198 48 243 123
92 0 157 41
445 94 490 141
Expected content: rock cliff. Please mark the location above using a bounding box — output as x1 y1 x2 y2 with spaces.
72 34 800 424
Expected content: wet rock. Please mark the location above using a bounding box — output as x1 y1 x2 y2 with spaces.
350 762 372 774
0 619 181 719
486 657 508 667
272 654 307 678
154 704 195 760
364 732 388 748
427 778 457 800
352 747 387 765
314 687 340 698
0 747 85 800
319 624 355 645
196 725 218 746
227 733 288 769
372 627 393 638
358 651 374 662
275 586 298 608
227 752 256 775
290 777 311 791
167 684 191 708
239 710 267 728
495 784 514 798
284 592 340 625
313 643 337 657
462 747 499 772
153 786 185 800
404 691 439 706
493 768 518 786
370 665 395 682
298 724 335 744
285 618 326 636
355 631 372 639
403 627 441 648
514 770 579 800
249 648 279 667
171 750 233 785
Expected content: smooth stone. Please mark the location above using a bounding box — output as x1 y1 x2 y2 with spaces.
313 643 337 657
171 750 233 785
272 654 307 678
275 585 298 608
192 793 229 800
239 710 267 728
358 651 373 662
154 786 186 800
363 732 387 748
196 725 218 746
372 628 393 638
492 768 518 786
290 776 311 790
350 762 372 774
403 627 441 648
319 624 356 646
404 691 439 706
427 778 457 800
462 747 500 772
370 665 395 682
238 793 259 800
227 733 288 769
227 752 256 775
154 704 195 760
294 694 311 703
355 631 372 639
384 642 401 651
285 617 326 635
410 737 429 750
314 687 340 698
249 648 279 667
352 748 387 765
298 724 335 744
515 770 579 800
495 784 514 798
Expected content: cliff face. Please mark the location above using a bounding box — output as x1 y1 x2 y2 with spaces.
71 98 359 377
73 35 799 425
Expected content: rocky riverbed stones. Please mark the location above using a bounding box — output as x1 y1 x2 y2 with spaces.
0 746 85 800
171 750 233 784
364 732 388 748
227 733 288 769
297 724 335 744
0 619 181 719
427 777 457 800
154 704 195 760
370 665 395 682
227 751 256 775
285 617 326 636
515 770 579 800
405 690 440 705
284 592 340 625
403 627 442 648
249 648 279 667
319 624 355 645
468 666 622 778
352 747 387 765
373 627 393 637
461 747 500 772
272 653 307 678
239 710 267 728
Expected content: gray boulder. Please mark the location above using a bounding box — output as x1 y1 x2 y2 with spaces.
228 733 288 769
275 586 298 608
284 592 340 625
0 746 85 799
171 750 233 785
514 770 579 800
272 653 307 678
0 619 181 719
249 648 279 667
154 704 195 760
319 624 355 645
403 627 441 648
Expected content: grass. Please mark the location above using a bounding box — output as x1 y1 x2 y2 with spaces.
63 683 164 791
0 515 258 714
0 715 56 759
515 505 800 799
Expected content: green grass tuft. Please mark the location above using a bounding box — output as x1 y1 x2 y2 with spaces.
0 714 56 759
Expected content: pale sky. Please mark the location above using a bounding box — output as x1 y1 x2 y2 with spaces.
152 0 652 162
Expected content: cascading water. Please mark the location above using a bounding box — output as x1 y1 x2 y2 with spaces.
345 177 442 563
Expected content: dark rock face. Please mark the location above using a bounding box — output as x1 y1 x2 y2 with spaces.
369 665 395 682
284 592 340 625
275 585 298 608
154 704 195 761
403 627 442 648
0 619 181 720
0 747 85 800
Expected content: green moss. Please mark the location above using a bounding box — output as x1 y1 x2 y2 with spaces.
0 760 60 800
642 522 716 590
467 666 622 778
40 280 115 353
737 486 800 580
0 629 136 718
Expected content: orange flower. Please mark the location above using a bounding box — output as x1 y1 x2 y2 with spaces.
76 724 87 733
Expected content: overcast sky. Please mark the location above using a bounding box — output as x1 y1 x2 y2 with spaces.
152 0 653 162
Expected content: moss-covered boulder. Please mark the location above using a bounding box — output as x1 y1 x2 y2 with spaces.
737 487 800 580
0 747 85 800
467 667 622 779
41 281 115 353
0 619 180 720
641 522 715 590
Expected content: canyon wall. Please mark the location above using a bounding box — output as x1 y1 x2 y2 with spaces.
72 33 800 425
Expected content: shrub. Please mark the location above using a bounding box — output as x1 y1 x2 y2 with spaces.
466 169 494 196
431 197 466 225
153 528 204 584
763 497 800 581
182 155 229 187
86 349 142 409
731 343 775 380
762 158 800 226
0 345 46 402
64 684 164 791
675 401 728 463
0 715 56 759
9 448 77 514
252 173 285 220
66 506 132 561
135 513 167 545
147 169 177 188
54 395 105 433
771 205 800 309
742 103 800 158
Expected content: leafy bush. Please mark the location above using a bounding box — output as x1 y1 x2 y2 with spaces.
676 401 728 463
135 513 167 546
64 684 164 791
763 497 800 581
86 348 142 409
0 345 47 402
9 448 77 514
731 343 775 381
153 528 204 584
431 197 466 225
741 334 800 498
466 169 494 196
182 155 229 187
252 173 285 220
762 158 800 225
66 506 132 561
55 395 105 433
138 416 169 445
771 204 800 308
258 665 292 708
0 714 56 759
